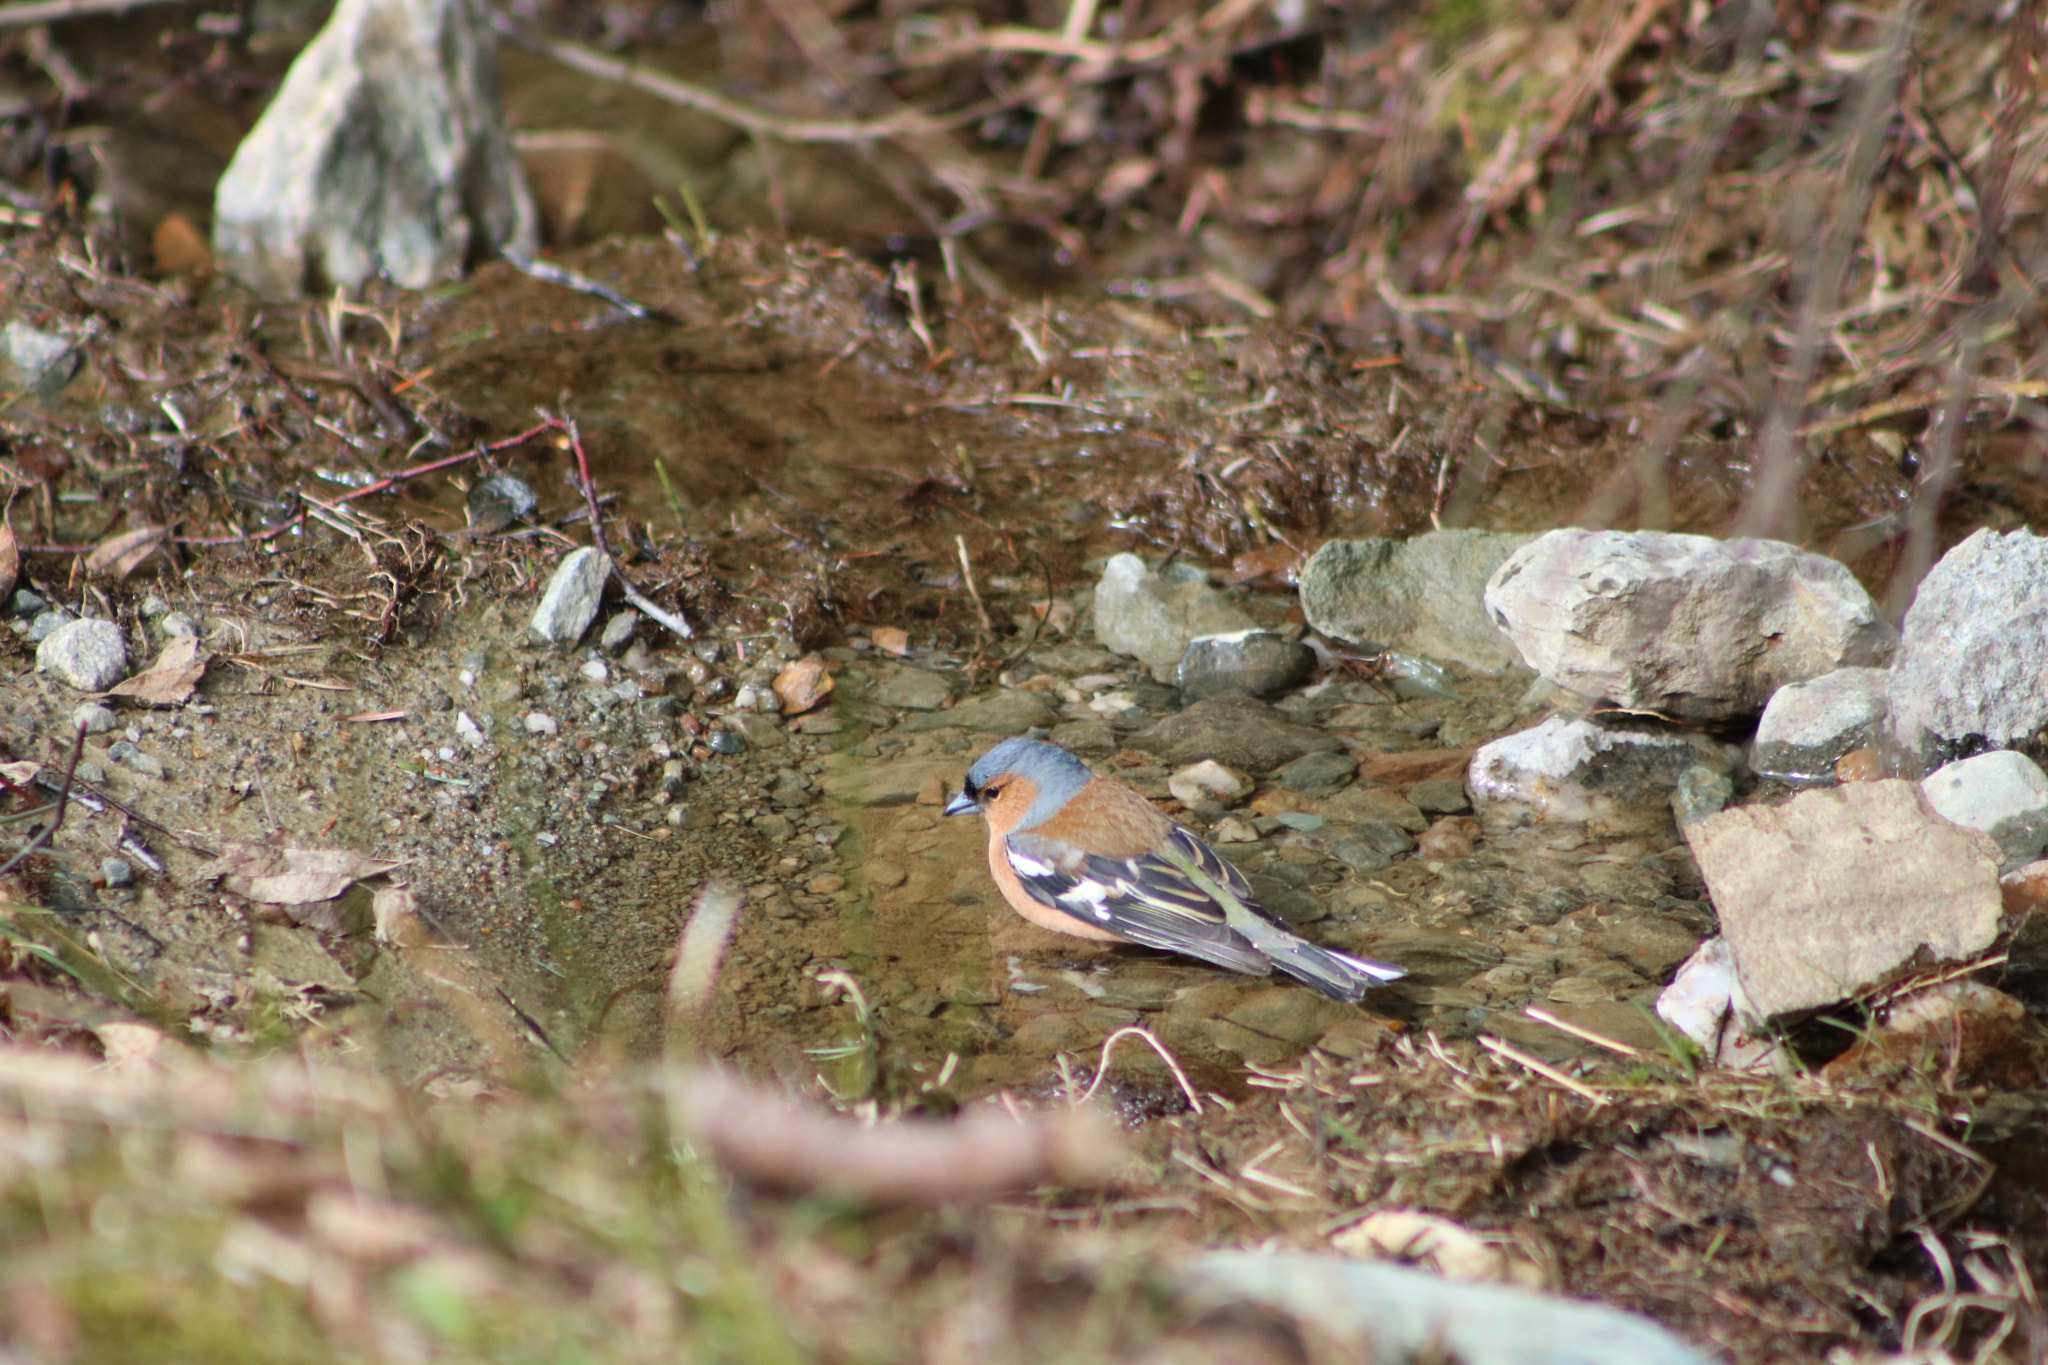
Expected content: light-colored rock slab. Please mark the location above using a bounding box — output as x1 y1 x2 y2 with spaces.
1689 780 2002 1019
528 547 609 646
1484 529 1895 723
1093 553 1254 682
1890 527 2048 764
1299 529 1537 670
1922 749 2048 868
213 0 536 295
1468 716 1739 840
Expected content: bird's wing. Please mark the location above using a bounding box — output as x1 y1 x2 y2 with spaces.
1003 828 1274 975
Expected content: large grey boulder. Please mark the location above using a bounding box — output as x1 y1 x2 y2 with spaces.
213 0 536 295
1092 554 1254 682
1299 529 1536 670
1889 528 2048 765
1484 529 1895 723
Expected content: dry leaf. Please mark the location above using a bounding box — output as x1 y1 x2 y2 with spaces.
216 840 399 905
372 882 429 946
152 211 212 274
0 760 41 790
85 526 168 580
105 637 206 705
93 1021 170 1076
0 521 17 602
772 655 834 714
1331 1209 1547 1288
872 625 911 656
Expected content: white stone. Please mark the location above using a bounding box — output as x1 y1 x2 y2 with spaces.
1890 528 2048 763
455 711 487 748
36 618 128 691
1467 716 1739 840
1484 529 1895 723
1922 750 2048 868
212 0 535 295
523 712 559 735
529 547 610 646
1168 759 1253 807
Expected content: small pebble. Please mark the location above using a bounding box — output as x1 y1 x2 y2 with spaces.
807 874 846 894
524 712 559 735
456 712 487 748
158 612 199 639
71 703 118 735
600 611 640 652
100 857 134 887
580 659 610 683
707 729 747 755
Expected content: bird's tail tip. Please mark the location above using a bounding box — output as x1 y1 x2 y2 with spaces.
1274 944 1406 1002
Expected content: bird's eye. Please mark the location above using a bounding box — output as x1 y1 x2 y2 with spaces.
981 782 1003 798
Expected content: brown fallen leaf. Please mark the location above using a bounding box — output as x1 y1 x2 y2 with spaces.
105 637 206 705
0 759 41 791
85 526 168 580
772 655 833 715
215 840 399 905
872 625 911 656
0 521 17 602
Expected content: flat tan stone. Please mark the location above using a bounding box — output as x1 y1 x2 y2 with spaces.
1689 780 2002 1019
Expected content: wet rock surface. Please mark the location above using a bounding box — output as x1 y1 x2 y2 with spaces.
1750 666 1889 781
1300 529 1535 671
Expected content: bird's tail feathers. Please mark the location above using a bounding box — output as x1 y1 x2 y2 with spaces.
1261 938 1405 1003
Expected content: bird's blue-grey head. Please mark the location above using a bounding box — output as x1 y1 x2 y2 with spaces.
943 737 1093 830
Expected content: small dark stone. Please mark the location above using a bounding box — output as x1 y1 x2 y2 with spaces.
1407 777 1471 814
427 691 455 712
1177 630 1314 700
707 728 747 755
1279 750 1358 797
467 471 538 532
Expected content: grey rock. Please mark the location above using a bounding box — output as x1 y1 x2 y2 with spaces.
26 609 74 644
1342 820 1417 858
1321 785 1430 833
1279 750 1357 797
1690 780 2003 1020
212 0 536 296
139 595 171 619
466 470 537 531
732 713 787 749
3 320 80 394
872 667 953 710
107 741 165 779
1128 697 1343 773
1223 987 1344 1044
1751 666 1889 780
1922 750 2048 868
1185 1253 1716 1365
1177 629 1313 700
74 762 106 785
9 590 47 618
751 812 793 840
1484 529 1896 723
36 618 128 691
1407 778 1471 814
1300 530 1537 670
1048 720 1117 753
599 611 640 652
1022 643 1120 675
1890 528 2048 764
706 728 747 755
528 547 609 646
1468 716 1739 840
100 857 135 888
159 611 200 639
1330 838 1393 873
1093 553 1255 682
900 690 1056 735
1670 765 1734 826
70 703 118 735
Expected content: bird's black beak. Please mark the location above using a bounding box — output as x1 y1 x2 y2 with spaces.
943 785 979 817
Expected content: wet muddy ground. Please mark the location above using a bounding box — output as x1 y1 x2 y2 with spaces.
3 226 2046 1361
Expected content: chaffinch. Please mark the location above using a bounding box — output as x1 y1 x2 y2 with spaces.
944 737 1405 1002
